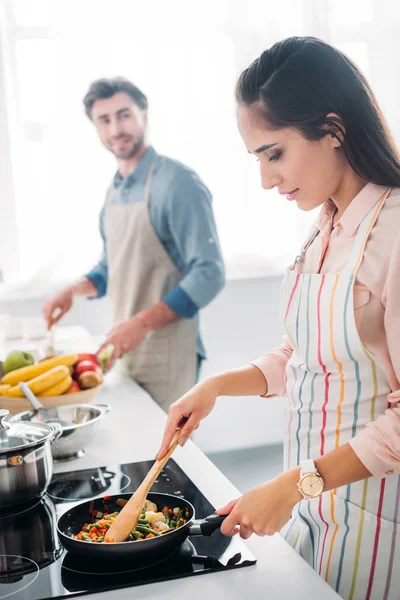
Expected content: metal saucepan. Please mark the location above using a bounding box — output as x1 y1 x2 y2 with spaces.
57 492 226 562
0 409 62 509
11 403 111 461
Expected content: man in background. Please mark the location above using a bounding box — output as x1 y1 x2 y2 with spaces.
43 77 225 410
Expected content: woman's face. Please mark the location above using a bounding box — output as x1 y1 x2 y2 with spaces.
237 104 346 211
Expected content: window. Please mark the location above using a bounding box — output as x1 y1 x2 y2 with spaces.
1 0 399 293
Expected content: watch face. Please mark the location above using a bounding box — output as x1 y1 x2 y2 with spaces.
299 473 324 498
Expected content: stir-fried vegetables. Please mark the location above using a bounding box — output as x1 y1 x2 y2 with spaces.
75 499 190 543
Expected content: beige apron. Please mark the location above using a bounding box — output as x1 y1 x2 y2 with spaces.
104 157 197 411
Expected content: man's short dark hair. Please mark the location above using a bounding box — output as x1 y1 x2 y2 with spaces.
83 77 148 118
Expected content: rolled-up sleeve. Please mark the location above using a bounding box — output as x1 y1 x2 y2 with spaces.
349 231 400 476
250 334 293 397
85 204 108 299
162 172 225 317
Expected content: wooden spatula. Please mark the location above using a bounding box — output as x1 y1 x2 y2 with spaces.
105 429 181 543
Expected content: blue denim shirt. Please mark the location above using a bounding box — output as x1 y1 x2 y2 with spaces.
85 147 225 359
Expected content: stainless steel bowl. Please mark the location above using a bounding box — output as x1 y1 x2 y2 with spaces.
10 404 111 461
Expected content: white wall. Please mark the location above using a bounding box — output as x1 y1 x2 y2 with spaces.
0 31 20 280
198 276 285 452
0 276 285 453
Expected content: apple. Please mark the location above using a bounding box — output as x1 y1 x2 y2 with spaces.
74 360 99 379
98 347 112 372
3 350 34 374
77 353 99 365
66 381 81 394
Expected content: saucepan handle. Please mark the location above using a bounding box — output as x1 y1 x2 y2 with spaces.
94 404 112 418
189 513 227 536
48 421 63 442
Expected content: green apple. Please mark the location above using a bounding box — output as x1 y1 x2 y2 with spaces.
3 350 34 374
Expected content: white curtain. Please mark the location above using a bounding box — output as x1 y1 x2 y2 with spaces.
1 0 400 294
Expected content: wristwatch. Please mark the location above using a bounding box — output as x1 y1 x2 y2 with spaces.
297 459 324 499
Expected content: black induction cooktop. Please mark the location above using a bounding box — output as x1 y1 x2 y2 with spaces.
0 459 256 599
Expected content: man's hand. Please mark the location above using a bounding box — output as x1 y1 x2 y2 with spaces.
43 287 74 329
97 316 150 369
43 278 97 330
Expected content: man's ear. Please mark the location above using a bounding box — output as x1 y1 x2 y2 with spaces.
324 112 345 147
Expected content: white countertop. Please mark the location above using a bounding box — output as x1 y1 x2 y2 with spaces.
46 328 340 599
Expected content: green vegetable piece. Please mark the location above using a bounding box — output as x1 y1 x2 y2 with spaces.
81 534 92 542
170 520 177 528
135 525 160 536
132 530 144 539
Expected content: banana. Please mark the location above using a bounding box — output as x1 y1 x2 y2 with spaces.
0 384 11 395
2 366 70 397
1 354 78 386
38 374 73 397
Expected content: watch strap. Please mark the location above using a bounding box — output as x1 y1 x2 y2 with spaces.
300 458 317 475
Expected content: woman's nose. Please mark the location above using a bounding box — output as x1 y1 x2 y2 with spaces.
261 175 281 191
260 166 281 191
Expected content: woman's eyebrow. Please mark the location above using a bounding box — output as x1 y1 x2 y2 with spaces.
254 143 279 153
248 143 279 154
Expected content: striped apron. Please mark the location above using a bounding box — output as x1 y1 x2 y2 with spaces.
280 189 400 600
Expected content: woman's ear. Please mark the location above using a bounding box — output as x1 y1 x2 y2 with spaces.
325 112 345 147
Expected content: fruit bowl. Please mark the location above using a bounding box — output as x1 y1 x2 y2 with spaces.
0 385 103 415
0 352 105 415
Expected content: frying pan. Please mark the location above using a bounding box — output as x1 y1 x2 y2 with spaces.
57 492 226 562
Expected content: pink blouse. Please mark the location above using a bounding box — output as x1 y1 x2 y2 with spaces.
251 183 400 477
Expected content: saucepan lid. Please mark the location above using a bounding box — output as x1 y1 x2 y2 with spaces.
0 408 56 452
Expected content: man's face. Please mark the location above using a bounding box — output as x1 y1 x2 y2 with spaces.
91 92 147 160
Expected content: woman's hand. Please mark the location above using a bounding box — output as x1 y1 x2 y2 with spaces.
217 469 302 539
156 377 220 459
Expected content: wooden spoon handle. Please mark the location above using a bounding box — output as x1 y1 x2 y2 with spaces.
137 429 181 498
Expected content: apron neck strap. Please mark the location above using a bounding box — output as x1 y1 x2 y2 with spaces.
144 157 158 204
342 187 391 276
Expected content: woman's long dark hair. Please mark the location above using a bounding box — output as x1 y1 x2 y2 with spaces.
236 36 400 187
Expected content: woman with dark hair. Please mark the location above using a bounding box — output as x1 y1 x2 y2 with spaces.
157 37 400 599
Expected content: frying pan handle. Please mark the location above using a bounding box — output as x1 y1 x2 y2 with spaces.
189 513 227 536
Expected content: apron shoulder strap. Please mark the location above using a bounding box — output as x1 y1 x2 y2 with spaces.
144 157 159 205
342 187 391 276
104 180 118 209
